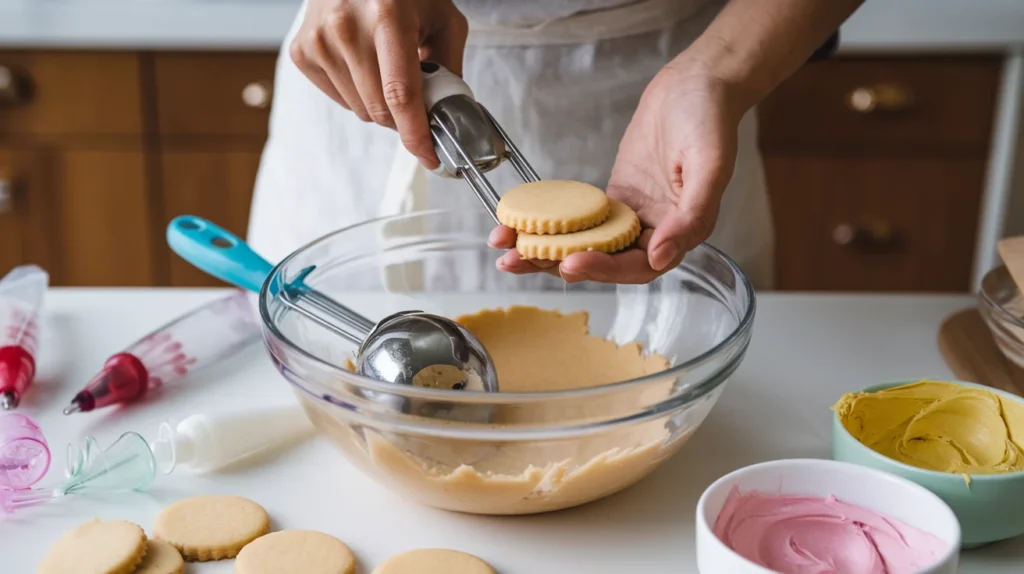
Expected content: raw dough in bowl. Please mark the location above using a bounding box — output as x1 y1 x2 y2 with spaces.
303 306 716 514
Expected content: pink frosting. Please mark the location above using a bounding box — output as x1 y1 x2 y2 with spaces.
712 487 948 574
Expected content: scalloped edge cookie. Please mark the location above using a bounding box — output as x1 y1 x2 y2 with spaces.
153 495 269 562
497 180 610 235
515 199 640 261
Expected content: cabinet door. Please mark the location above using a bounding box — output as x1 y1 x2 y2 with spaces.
159 147 262 287
52 148 154 285
0 146 153 285
0 147 56 276
766 155 985 292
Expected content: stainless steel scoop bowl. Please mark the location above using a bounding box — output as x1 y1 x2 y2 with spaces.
165 216 499 398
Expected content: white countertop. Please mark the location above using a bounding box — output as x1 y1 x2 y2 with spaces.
4 288 1024 572
0 0 1022 51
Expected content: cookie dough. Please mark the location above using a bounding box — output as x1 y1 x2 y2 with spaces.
515 199 640 261
834 380 1024 475
154 495 270 561
497 180 610 234
235 530 356 574
37 519 147 574
458 306 669 391
134 539 184 574
372 549 494 574
317 306 689 514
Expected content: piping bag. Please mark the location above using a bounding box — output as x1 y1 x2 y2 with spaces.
62 290 260 415
2 405 312 513
0 265 48 410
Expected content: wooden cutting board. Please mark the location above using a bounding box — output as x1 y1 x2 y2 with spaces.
937 307 1024 396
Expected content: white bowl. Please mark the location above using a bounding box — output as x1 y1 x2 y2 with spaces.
696 459 961 574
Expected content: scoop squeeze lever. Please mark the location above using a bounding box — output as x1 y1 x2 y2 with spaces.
166 216 499 403
420 61 541 222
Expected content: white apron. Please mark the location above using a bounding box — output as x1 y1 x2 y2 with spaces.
247 0 775 290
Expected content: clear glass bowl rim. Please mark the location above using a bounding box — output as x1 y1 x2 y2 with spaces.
980 264 1024 330
257 208 757 403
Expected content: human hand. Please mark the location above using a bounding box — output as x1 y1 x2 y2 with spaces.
290 0 469 168
489 62 745 284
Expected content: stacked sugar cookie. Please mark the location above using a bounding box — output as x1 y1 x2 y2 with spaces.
497 180 641 261
36 494 495 574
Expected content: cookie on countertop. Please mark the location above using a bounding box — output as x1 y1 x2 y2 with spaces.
36 519 147 574
134 538 185 574
153 494 270 561
234 529 357 574
372 548 495 574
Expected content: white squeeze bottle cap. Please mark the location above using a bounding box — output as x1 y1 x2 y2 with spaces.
150 404 314 473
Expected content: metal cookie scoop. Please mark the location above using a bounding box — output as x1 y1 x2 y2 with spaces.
165 216 499 398
419 61 541 222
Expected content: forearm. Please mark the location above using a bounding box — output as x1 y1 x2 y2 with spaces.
679 0 865 111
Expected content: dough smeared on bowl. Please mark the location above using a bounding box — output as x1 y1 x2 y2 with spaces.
315 306 691 514
456 306 670 391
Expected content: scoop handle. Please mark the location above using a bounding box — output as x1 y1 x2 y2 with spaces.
166 216 273 293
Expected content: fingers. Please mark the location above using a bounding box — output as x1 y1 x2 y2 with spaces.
487 225 517 250
289 0 451 168
491 229 671 284
374 15 438 167
647 153 728 271
558 230 673 284
289 32 348 109
496 250 561 278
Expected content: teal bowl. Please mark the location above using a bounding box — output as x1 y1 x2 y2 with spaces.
831 380 1024 548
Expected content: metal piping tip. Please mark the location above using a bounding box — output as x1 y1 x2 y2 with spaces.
0 391 16 410
62 402 82 416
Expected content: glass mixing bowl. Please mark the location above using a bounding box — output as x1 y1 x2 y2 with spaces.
259 209 755 515
980 265 1024 369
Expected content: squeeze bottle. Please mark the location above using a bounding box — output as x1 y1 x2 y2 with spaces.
150 405 314 473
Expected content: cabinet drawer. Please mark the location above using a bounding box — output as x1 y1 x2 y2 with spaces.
0 51 143 138
766 155 984 292
154 53 277 138
758 56 1002 154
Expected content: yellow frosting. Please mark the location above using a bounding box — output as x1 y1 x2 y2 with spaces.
834 380 1024 476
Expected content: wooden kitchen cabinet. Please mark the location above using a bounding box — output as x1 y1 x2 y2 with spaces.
159 146 263 287
759 55 1002 292
0 144 154 286
151 52 276 287
0 146 55 276
766 156 985 291
0 51 153 286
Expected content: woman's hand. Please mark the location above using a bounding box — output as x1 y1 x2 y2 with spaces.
290 0 469 168
489 61 746 284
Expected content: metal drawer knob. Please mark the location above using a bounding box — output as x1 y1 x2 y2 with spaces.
833 220 897 251
846 83 914 113
0 179 13 215
0 65 30 106
241 81 272 109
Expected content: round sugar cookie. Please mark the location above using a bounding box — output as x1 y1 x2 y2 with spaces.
134 539 184 574
372 548 495 574
515 199 641 261
497 180 610 234
235 530 356 574
154 495 270 561
37 519 147 574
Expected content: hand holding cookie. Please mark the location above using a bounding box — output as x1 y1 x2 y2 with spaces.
489 180 645 283
491 63 741 285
